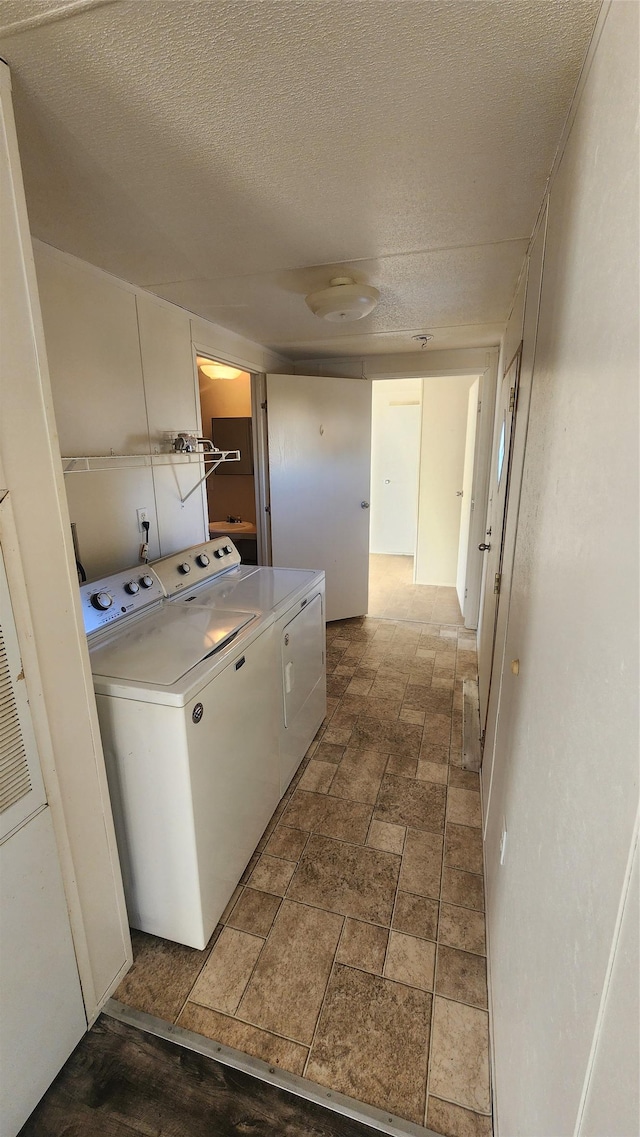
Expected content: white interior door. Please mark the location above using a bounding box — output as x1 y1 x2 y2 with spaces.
456 378 480 612
266 374 372 622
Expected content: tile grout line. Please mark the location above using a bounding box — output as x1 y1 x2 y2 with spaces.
301 922 345 1080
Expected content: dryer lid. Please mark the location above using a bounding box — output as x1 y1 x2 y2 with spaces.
89 605 257 685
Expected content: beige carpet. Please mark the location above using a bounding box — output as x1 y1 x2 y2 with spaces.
368 555 464 625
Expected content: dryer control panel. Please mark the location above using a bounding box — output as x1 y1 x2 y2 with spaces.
81 567 165 636
152 537 241 598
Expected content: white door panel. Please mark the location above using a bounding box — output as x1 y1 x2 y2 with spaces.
266 374 372 622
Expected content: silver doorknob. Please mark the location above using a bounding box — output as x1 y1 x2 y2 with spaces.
384 479 391 484
478 543 491 552
361 501 370 509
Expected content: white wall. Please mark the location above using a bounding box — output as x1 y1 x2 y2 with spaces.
370 378 421 555
482 4 639 1133
34 243 286 580
415 375 475 586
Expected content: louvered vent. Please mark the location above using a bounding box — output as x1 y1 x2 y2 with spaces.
0 623 32 813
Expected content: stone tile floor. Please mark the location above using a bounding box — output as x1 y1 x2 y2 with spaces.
115 616 492 1137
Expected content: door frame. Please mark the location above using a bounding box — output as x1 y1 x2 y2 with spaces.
251 373 271 565
477 343 523 726
191 344 268 565
462 355 500 628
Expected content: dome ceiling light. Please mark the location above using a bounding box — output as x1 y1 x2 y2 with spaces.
305 276 380 322
197 358 245 381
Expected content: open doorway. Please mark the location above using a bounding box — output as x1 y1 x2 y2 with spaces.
368 378 422 617
196 356 259 565
368 375 480 625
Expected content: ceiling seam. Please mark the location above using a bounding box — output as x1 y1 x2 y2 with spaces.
142 237 531 290
271 324 505 345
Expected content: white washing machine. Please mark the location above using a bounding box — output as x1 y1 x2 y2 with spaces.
80 560 279 949
151 538 327 795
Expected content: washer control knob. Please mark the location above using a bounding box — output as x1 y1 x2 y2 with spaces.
124 580 140 595
178 562 191 574
214 547 225 559
222 545 232 555
139 575 154 588
91 591 113 611
196 553 210 568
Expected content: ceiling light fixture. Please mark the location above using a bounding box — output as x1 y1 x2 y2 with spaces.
305 277 380 322
197 358 244 381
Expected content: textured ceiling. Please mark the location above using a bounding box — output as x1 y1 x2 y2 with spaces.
0 0 600 359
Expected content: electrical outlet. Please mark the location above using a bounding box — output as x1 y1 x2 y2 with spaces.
137 508 150 533
499 821 508 866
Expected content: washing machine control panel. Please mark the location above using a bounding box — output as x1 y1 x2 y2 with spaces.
151 538 241 598
81 567 165 636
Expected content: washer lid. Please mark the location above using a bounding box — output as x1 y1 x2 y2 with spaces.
89 605 257 685
183 567 321 615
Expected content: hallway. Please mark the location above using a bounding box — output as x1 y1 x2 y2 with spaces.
113 615 488 1135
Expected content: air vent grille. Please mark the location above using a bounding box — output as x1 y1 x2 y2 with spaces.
0 626 31 813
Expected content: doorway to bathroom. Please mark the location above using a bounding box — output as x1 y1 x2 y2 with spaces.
196 355 259 564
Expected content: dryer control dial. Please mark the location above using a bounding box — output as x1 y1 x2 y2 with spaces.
178 562 191 575
139 575 154 588
196 553 210 568
91 590 113 611
124 581 140 595
222 545 232 555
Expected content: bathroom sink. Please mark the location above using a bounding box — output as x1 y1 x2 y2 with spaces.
209 520 257 536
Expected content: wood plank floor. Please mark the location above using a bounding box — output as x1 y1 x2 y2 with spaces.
19 1015 382 1137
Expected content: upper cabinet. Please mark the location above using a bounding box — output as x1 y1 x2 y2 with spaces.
136 293 199 442
34 248 148 457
